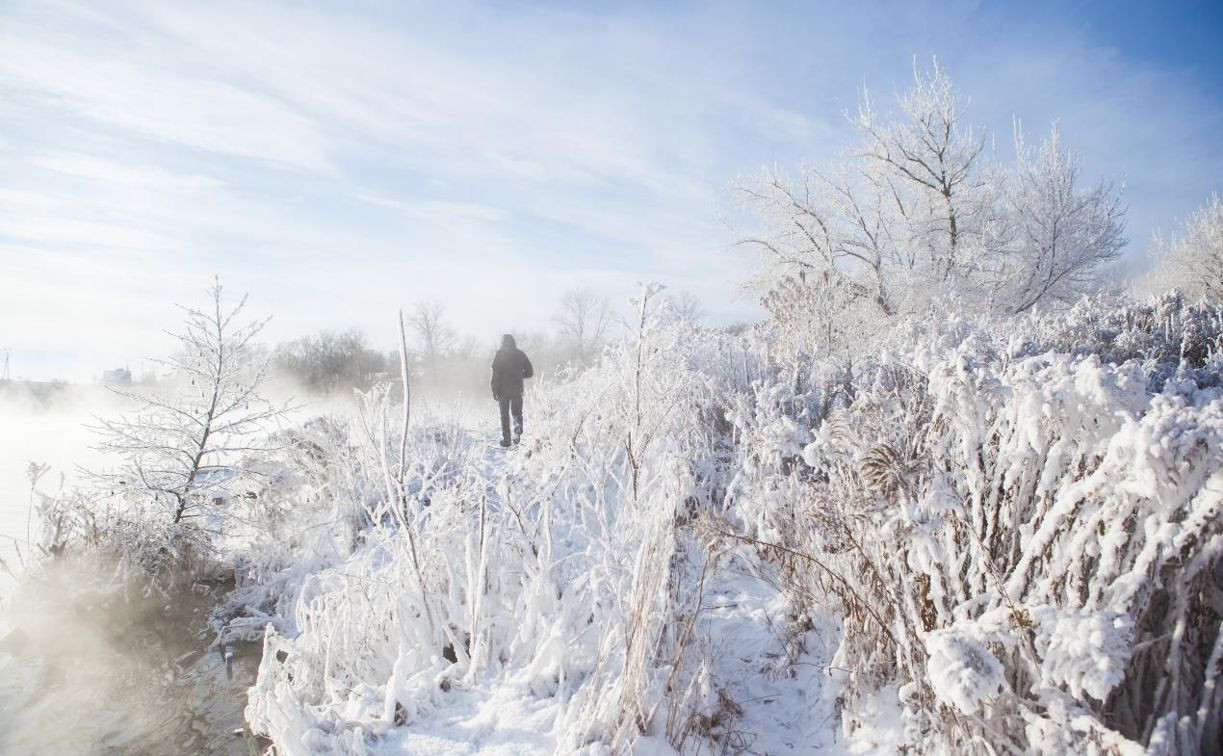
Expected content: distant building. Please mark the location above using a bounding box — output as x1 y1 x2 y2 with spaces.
102 367 132 385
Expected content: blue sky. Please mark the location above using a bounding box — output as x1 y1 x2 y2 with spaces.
1 0 1220 381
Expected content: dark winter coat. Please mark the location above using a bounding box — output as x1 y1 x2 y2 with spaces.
490 335 533 400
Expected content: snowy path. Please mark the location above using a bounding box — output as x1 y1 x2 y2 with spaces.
374 561 845 755
370 435 844 754
371 442 565 754
697 562 840 755
377 683 561 754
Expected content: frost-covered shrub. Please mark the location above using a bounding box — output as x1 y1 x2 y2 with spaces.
215 289 1220 754
1030 606 1132 703
725 292 1223 753
924 628 1007 716
212 415 369 643
242 286 760 753
1010 291 1223 389
239 394 508 746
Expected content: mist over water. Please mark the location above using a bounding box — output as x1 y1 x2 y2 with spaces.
0 558 260 754
0 375 497 596
0 384 260 753
0 383 116 598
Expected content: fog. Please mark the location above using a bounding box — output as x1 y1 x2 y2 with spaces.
0 554 259 753
0 383 262 753
0 373 503 599
0 383 120 599
0 374 501 604
0 368 533 752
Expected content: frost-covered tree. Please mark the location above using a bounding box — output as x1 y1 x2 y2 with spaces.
1151 193 1223 302
668 289 707 324
737 60 1001 324
737 60 1126 353
273 328 388 393
408 299 456 376
1000 126 1126 313
853 59 997 291
552 287 613 364
94 282 282 534
737 162 902 319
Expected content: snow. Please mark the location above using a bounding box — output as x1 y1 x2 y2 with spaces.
6 290 1221 754
840 685 904 756
375 683 560 754
692 558 840 755
243 542 847 755
923 629 1006 716
1030 607 1132 702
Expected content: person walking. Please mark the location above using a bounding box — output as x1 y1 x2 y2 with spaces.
490 334 533 447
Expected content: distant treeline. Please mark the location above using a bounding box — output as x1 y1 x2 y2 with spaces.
0 378 72 406
271 289 712 397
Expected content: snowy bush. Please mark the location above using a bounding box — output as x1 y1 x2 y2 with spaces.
720 292 1223 753
227 289 1221 754
1030 606 1132 703
924 628 1007 716
240 286 766 752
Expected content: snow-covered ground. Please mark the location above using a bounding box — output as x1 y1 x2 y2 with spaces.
373 561 844 756
4 292 1220 754
358 446 846 756
679 560 841 755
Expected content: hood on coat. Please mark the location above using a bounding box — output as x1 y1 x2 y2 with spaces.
500 334 516 349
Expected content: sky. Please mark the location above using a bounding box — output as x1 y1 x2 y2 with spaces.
1 0 1220 381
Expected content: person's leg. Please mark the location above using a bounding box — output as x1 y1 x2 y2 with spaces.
498 398 512 445
511 396 523 441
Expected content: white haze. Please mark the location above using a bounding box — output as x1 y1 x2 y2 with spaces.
0 385 120 600
0 383 265 754
0 376 502 600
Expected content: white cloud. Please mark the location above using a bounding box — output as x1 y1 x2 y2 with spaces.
30 152 223 191
0 0 1218 380
0 30 334 173
354 193 509 225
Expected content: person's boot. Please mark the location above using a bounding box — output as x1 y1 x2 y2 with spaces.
499 438 511 448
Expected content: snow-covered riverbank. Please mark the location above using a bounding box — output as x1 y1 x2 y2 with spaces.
225 293 1222 753
3 292 1220 754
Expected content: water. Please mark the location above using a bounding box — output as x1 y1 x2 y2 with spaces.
0 563 262 754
